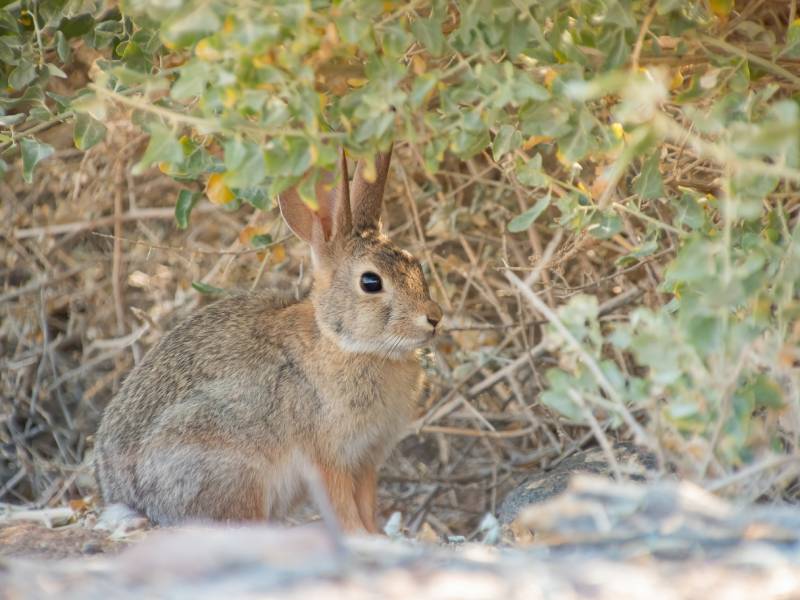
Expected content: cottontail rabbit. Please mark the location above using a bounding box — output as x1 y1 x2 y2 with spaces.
94 147 442 532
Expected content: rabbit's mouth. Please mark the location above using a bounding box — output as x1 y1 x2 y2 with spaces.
331 332 432 358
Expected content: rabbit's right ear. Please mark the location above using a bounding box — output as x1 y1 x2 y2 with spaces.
278 149 352 250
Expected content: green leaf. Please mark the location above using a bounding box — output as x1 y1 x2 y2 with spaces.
20 138 55 184
46 63 68 78
73 113 107 150
56 31 71 63
9 62 36 90
505 17 531 58
238 187 271 211
59 13 95 39
559 109 594 162
602 28 630 70
223 138 267 188
616 233 659 266
588 211 623 239
134 123 183 174
516 153 548 187
508 192 551 232
540 369 584 421
409 74 437 108
411 18 446 56
251 233 273 247
162 6 221 48
633 152 664 200
746 374 785 409
171 60 209 100
191 281 226 295
513 76 550 102
491 125 521 161
674 192 705 230
175 189 200 229
337 15 371 44
783 18 800 58
0 114 26 126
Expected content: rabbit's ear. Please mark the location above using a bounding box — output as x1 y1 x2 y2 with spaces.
279 149 353 245
278 186 316 243
326 147 352 240
351 145 393 232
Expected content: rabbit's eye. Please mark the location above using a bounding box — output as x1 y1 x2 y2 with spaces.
360 272 383 293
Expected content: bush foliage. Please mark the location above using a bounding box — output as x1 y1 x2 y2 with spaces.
3 1 800 487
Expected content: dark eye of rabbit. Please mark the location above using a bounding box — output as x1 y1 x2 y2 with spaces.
360 272 383 293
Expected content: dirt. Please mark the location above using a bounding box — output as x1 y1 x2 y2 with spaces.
0 521 129 560
2 476 800 599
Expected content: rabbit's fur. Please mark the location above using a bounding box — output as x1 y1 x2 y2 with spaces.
95 148 442 532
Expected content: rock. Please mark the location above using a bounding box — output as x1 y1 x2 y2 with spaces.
2 496 800 599
498 442 657 524
511 474 800 560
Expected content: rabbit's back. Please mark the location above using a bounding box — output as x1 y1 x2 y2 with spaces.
94 291 322 523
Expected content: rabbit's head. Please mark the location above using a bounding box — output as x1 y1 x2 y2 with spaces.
279 147 442 358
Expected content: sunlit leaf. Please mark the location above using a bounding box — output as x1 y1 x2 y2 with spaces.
20 137 54 184
73 113 107 150
508 193 551 232
175 189 200 229
206 173 236 204
633 152 664 200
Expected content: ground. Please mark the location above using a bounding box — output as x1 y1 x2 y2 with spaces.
2 475 800 599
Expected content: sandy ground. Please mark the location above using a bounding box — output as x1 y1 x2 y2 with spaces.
2 476 800 600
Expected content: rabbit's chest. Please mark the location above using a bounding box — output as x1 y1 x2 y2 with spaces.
320 358 422 467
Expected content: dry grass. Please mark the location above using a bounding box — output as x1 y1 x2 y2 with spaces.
0 113 656 536
2 2 800 537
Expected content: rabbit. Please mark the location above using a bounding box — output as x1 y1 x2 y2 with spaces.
94 146 443 533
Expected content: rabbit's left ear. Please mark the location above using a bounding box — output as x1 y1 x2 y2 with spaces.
278 148 352 248
350 145 392 232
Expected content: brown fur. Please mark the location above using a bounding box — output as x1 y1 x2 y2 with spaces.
94 148 442 532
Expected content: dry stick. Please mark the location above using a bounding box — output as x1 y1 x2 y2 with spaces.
464 287 641 396
504 269 649 443
506 372 563 452
701 35 800 88
707 455 800 493
655 112 800 183
250 248 272 291
630 1 657 71
508 178 555 306
13 205 218 239
523 228 564 288
298 462 348 555
209 210 265 285
112 165 126 337
419 425 535 439
459 236 513 325
721 0 767 40
90 231 292 256
0 265 85 304
397 162 453 312
699 349 749 479
596 285 644 315
570 389 622 482
408 437 483 534
468 341 548 397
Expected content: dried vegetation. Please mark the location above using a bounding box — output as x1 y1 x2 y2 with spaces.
2 1 800 540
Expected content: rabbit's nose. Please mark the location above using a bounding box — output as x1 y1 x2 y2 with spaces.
426 302 443 329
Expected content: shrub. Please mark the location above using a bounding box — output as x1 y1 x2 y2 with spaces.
3 0 799 495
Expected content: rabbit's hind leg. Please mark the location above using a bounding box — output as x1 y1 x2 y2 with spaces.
136 439 269 525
